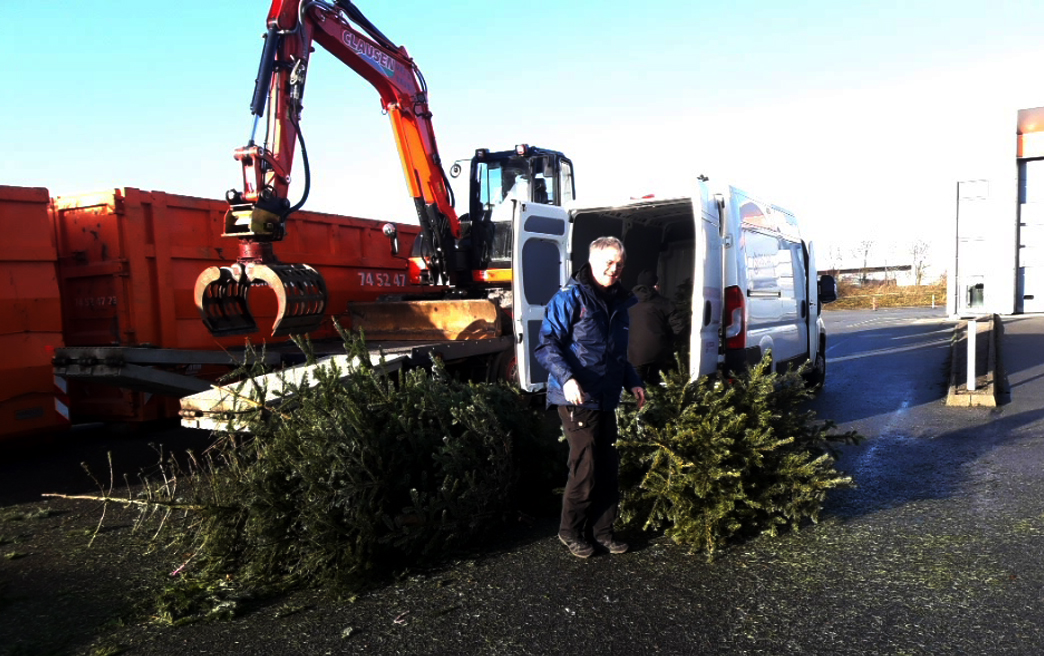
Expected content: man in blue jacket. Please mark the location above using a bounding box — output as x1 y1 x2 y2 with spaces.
536 236 646 558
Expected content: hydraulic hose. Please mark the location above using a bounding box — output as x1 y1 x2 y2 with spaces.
287 115 311 216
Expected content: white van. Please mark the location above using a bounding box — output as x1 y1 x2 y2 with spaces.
717 187 837 383
509 179 837 392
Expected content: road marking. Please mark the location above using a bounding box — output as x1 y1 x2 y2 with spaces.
840 317 952 329
826 317 952 356
830 337 952 363
864 400 911 449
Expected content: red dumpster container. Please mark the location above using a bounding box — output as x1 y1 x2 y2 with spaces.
50 187 422 421
0 186 69 440
52 187 421 349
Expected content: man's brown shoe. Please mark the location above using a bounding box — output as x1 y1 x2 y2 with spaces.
559 534 595 558
596 538 629 554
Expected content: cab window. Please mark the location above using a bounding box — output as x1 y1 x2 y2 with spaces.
478 161 531 210
560 160 574 203
476 162 502 207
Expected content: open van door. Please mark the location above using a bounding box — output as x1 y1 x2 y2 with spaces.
806 240 819 350
690 183 724 377
512 202 570 392
804 240 825 383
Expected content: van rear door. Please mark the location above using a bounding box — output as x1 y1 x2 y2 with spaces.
690 183 724 377
512 202 570 392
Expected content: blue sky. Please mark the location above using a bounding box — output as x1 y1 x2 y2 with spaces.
5 1 1044 269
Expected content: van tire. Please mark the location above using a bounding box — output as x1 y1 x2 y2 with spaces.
804 350 826 390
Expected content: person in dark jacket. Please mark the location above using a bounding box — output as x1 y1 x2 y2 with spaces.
535 236 645 558
628 270 685 384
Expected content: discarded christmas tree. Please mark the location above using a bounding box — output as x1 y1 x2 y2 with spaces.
141 330 558 600
616 355 859 557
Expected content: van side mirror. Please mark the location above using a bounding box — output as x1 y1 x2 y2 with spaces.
818 274 838 304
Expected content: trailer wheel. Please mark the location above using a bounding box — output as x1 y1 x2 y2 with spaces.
488 350 518 385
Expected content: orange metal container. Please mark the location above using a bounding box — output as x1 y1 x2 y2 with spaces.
49 187 421 421
51 187 421 350
0 185 69 440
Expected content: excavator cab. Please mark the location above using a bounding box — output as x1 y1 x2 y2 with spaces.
455 145 574 274
467 145 574 216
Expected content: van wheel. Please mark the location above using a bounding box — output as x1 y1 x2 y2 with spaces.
804 351 826 390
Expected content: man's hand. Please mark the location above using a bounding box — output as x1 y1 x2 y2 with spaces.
631 386 646 409
563 378 584 406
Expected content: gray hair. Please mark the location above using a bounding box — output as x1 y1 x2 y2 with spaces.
588 236 625 257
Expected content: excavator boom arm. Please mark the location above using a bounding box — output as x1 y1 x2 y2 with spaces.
256 0 459 241
196 0 460 337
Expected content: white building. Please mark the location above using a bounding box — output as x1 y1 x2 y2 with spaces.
949 107 1044 317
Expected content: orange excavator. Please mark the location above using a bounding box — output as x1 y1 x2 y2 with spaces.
194 0 574 337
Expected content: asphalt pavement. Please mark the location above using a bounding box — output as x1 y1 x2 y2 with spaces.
8 312 1044 655
120 313 1044 655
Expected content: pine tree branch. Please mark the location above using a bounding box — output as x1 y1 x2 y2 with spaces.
211 384 292 420
42 492 210 512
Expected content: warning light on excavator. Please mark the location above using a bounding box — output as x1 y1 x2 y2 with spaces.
515 144 529 156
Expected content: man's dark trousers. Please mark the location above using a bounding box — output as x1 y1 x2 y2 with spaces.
557 405 620 542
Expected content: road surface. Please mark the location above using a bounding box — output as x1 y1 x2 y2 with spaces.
8 308 1044 655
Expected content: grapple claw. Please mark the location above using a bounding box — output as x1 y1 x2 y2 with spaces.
250 263 327 336
194 263 327 337
194 265 258 336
